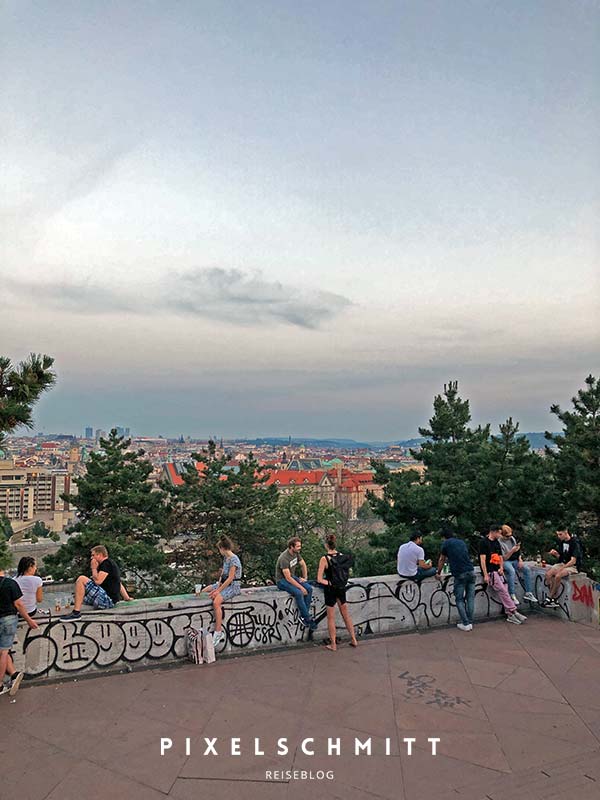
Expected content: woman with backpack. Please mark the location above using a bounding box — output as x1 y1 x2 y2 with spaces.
317 533 358 651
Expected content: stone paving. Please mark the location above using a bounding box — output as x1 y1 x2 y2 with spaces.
2 615 600 800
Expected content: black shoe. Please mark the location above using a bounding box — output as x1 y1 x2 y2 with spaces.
61 610 82 620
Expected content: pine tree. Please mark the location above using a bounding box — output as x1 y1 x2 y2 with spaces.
547 375 600 577
167 451 280 584
0 353 56 447
44 430 181 595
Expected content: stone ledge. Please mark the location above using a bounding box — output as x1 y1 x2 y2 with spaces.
12 567 595 683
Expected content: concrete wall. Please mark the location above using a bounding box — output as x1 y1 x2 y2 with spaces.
12 566 597 683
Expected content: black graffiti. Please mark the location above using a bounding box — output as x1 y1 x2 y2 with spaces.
398 670 471 709
20 573 509 680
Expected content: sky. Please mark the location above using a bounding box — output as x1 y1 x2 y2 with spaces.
2 1 599 440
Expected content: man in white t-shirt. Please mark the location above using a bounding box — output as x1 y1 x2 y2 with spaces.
397 533 437 583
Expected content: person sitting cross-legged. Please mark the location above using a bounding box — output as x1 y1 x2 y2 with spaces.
62 545 132 620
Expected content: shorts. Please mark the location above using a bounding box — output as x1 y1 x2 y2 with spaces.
323 585 347 607
83 580 115 610
548 565 578 576
209 582 241 601
0 615 18 650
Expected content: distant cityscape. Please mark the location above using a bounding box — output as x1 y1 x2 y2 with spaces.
0 426 554 556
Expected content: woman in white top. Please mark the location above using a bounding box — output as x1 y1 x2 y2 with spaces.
16 557 43 616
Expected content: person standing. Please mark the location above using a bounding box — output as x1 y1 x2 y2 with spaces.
499 525 538 605
479 524 527 624
317 533 357 651
276 538 316 629
15 557 44 616
436 528 475 631
397 533 437 583
206 535 242 646
0 554 38 697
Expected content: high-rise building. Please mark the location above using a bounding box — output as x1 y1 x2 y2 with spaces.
0 461 74 527
85 427 93 439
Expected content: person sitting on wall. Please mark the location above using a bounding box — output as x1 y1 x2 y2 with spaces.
436 526 475 631
541 527 582 608
499 525 538 605
15 556 44 617
397 532 437 583
62 545 132 620
1 553 38 698
205 535 242 647
276 537 316 630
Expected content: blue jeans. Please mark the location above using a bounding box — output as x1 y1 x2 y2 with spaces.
453 570 475 625
277 578 313 625
503 561 532 595
399 566 437 583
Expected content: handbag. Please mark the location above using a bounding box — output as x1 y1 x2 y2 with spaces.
185 626 216 665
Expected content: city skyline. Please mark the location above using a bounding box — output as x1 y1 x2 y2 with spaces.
3 2 599 439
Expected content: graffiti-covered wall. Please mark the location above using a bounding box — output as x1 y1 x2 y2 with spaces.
11 569 561 682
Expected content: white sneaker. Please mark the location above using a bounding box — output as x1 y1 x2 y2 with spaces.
212 631 225 646
523 592 539 603
457 623 471 631
511 594 520 606
514 611 528 622
506 614 522 625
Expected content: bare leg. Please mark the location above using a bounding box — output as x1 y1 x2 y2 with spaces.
73 575 89 611
0 649 9 684
213 595 223 632
339 602 358 646
549 568 567 599
325 606 337 650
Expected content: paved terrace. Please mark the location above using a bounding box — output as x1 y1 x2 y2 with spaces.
2 615 600 800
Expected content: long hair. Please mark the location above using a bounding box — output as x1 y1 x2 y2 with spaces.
17 556 36 576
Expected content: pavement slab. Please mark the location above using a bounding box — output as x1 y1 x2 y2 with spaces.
2 616 599 800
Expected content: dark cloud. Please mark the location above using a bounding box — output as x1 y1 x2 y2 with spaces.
4 268 351 329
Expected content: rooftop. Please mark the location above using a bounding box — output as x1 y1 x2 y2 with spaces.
4 615 600 800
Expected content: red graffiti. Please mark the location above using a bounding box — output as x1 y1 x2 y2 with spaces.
572 582 594 608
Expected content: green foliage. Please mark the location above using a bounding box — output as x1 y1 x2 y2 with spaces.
167 451 280 584
44 430 182 596
368 381 555 564
0 353 56 447
0 537 12 571
547 375 600 578
268 490 341 578
29 520 51 538
0 513 13 542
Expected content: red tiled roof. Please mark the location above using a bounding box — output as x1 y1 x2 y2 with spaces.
264 469 329 487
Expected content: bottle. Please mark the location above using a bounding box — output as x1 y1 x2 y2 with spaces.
536 552 542 566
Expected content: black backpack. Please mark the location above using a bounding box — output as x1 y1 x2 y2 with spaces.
326 552 354 588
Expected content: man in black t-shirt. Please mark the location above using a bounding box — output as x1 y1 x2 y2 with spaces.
62 545 132 620
478 524 526 625
542 528 582 608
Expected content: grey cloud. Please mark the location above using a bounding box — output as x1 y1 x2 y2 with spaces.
4 268 351 329
163 268 350 328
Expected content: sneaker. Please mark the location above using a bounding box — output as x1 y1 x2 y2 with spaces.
61 610 82 620
542 598 559 608
510 594 520 606
212 631 225 646
523 592 539 603
506 613 522 625
0 684 9 696
8 671 24 697
456 623 471 632
514 611 528 622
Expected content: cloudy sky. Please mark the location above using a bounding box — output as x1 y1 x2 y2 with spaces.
2 1 599 440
